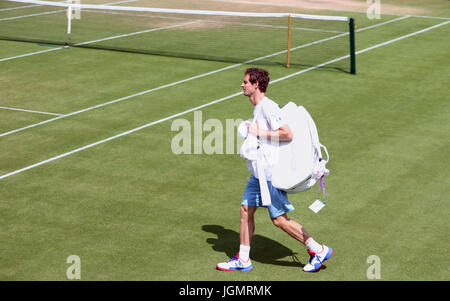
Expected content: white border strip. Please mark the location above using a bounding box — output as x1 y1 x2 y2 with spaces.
0 4 39 12
0 106 63 116
0 9 61 21
0 0 72 12
0 15 410 137
0 0 139 21
6 0 348 21
211 0 450 20
83 9 346 34
1 19 448 180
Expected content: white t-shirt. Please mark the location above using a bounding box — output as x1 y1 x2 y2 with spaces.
246 96 286 181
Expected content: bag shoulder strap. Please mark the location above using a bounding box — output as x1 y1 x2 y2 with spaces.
299 106 323 160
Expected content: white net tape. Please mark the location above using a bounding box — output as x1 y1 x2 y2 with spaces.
6 0 349 21
2 0 353 71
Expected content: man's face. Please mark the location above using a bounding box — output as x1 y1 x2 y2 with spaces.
241 73 258 96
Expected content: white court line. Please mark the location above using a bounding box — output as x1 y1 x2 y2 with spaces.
84 9 346 34
0 0 141 61
272 20 449 83
355 15 410 32
412 15 450 21
0 0 138 20
0 4 39 12
0 14 409 63
0 15 409 137
0 7 411 62
0 47 62 62
0 19 448 180
0 49 272 137
0 0 70 12
0 9 60 21
354 20 449 54
75 20 200 45
0 106 63 116
0 19 198 62
211 0 450 20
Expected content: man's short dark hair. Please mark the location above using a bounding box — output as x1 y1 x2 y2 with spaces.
245 68 270 93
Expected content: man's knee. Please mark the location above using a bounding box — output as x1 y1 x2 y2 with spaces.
241 205 256 219
240 205 249 218
271 215 287 228
272 216 285 228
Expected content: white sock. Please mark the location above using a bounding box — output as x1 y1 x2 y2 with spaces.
306 238 323 253
239 244 251 262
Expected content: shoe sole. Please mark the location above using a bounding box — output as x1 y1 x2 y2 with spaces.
216 265 253 272
303 248 333 273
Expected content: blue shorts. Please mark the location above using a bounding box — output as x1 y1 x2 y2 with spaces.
241 175 295 219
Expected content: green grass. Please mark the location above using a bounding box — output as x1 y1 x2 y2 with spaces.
0 1 351 69
0 1 449 281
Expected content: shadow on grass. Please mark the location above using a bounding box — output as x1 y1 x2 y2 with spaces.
202 224 304 268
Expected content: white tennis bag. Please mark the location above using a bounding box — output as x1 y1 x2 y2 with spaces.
271 102 330 194
238 102 329 210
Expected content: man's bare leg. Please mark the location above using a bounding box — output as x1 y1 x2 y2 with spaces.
271 213 312 244
271 213 333 272
216 205 256 271
240 205 257 246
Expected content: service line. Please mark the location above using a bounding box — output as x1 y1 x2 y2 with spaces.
1 19 448 180
0 15 410 137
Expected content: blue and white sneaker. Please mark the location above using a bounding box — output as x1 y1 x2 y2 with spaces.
216 253 253 271
303 245 333 272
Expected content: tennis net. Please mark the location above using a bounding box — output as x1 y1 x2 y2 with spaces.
1 0 356 73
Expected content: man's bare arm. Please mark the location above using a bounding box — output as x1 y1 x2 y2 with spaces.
248 123 293 142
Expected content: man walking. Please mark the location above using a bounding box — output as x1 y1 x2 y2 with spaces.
216 68 332 273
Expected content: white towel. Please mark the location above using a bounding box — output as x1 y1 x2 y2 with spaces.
238 121 272 206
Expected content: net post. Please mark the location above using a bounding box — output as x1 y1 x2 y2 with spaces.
349 17 356 74
286 13 292 68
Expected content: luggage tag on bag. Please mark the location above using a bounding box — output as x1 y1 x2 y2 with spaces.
309 177 326 213
309 199 325 213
